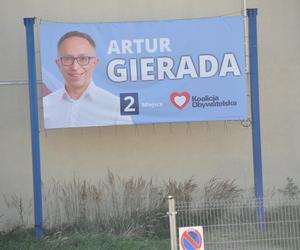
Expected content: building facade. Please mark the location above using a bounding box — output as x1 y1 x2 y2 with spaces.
1 0 299 228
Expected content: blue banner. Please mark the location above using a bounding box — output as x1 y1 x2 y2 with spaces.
40 16 247 129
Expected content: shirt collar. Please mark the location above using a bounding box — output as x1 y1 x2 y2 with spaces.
61 81 96 102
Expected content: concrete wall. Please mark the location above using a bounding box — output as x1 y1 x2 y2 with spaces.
1 0 299 228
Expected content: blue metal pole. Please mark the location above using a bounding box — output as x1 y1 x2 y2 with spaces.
247 8 265 229
23 17 44 238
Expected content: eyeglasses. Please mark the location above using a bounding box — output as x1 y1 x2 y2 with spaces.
59 56 96 66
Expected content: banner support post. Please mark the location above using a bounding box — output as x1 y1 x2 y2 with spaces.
23 17 44 238
247 8 265 229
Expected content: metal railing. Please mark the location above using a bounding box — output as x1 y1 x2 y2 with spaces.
0 80 43 85
168 197 300 250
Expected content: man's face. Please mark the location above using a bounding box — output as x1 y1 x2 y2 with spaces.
56 36 99 92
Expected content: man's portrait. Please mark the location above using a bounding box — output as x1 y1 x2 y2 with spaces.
42 30 132 129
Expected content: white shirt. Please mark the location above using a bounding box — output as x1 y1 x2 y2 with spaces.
43 82 132 129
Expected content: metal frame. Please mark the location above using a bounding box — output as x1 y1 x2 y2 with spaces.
23 8 263 240
24 17 43 238
247 8 265 228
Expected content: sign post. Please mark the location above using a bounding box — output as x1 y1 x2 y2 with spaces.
168 196 178 250
24 17 44 238
247 8 265 229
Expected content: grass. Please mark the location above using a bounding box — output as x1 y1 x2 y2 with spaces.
0 228 170 250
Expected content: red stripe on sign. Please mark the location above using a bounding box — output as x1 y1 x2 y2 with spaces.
182 230 201 249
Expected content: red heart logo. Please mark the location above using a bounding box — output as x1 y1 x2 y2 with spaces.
170 92 190 109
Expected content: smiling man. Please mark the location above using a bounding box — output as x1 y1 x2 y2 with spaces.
43 31 132 129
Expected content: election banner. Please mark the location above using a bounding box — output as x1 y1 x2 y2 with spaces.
40 16 247 129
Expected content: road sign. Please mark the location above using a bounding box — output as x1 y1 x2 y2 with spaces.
179 226 204 250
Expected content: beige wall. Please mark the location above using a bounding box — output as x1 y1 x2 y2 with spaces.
1 0 300 227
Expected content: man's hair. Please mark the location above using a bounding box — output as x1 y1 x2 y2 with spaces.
57 31 96 49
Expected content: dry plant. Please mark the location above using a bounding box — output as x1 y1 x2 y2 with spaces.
278 177 300 198
3 173 257 237
203 176 243 201
165 177 198 203
42 170 176 237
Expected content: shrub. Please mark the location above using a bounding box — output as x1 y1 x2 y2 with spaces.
278 177 300 198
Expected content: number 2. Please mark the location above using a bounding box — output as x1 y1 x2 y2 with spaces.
120 93 139 115
124 96 135 112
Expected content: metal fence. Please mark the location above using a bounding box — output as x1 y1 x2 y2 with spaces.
168 197 300 250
